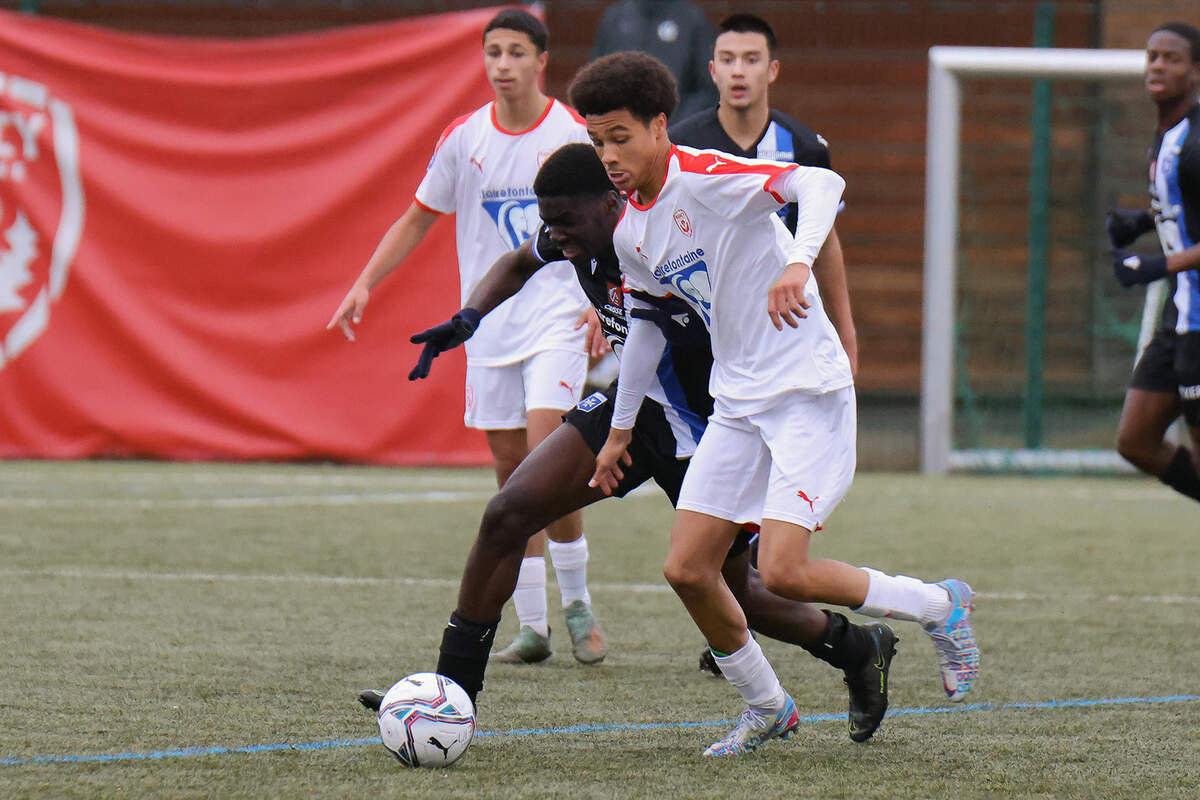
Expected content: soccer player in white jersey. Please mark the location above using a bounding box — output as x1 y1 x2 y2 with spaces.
569 52 980 756
327 9 608 665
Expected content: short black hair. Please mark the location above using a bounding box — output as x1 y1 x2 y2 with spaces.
568 52 678 124
484 8 548 54
1153 22 1200 62
717 13 777 57
534 144 616 198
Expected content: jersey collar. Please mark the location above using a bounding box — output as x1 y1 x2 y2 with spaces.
490 98 554 136
628 146 679 211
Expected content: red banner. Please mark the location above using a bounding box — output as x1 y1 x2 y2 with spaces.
0 8 500 464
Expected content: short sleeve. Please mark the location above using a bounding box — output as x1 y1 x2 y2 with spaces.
803 134 832 170
676 150 796 225
413 118 465 214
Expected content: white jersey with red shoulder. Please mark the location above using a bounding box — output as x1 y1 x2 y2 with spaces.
613 145 852 416
415 99 591 365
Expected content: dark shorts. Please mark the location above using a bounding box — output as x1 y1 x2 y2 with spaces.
563 382 755 558
1130 330 1200 426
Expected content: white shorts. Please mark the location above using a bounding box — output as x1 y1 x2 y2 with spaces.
464 349 588 430
677 386 857 530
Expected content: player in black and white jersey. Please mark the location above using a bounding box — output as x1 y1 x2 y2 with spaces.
1110 21 1200 506
361 143 897 744
669 13 857 374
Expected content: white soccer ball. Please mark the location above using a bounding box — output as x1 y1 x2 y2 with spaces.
377 672 476 768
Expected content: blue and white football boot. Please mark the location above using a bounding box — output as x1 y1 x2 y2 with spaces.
702 694 800 757
921 578 979 701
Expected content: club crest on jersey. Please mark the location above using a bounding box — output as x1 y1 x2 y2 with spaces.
606 283 623 308
673 208 693 238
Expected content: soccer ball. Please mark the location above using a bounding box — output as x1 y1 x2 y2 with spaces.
377 672 476 768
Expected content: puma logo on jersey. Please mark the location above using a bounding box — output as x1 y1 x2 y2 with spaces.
705 157 727 173
796 490 819 513
469 155 485 171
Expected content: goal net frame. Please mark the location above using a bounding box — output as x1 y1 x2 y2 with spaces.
920 45 1150 474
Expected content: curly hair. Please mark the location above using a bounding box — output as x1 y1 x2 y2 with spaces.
568 52 678 123
534 144 616 198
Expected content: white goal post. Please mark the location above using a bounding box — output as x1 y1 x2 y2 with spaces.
921 46 1148 474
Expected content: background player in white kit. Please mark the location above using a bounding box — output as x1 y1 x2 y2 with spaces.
570 52 979 756
328 9 608 665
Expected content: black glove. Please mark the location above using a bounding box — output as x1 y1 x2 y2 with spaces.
1111 248 1168 288
408 308 482 380
628 293 709 349
1105 209 1155 248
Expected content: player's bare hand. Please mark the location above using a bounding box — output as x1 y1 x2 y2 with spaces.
327 285 369 341
767 262 812 330
588 428 633 496
576 307 611 362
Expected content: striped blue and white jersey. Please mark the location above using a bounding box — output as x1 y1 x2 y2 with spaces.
531 226 711 457
669 106 833 234
1149 103 1200 333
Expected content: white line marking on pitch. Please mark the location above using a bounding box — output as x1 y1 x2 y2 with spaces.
0 483 666 509
2 567 1196 605
0 490 498 509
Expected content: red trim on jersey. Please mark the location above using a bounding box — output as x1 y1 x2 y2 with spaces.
763 168 800 203
628 148 675 211
412 197 445 215
674 146 799 202
562 103 586 125
491 98 555 136
432 111 474 155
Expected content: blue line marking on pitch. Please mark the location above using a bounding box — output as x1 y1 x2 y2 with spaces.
3 694 1196 767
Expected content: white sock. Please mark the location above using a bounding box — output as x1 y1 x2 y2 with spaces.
547 535 591 607
512 557 549 636
854 567 952 625
711 636 786 713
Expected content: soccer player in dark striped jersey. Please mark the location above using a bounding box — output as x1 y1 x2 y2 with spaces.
669 13 857 374
362 143 897 745
1111 21 1200 505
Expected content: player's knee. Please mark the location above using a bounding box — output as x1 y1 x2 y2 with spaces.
662 557 715 598
1115 425 1150 467
478 489 540 552
758 562 814 602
